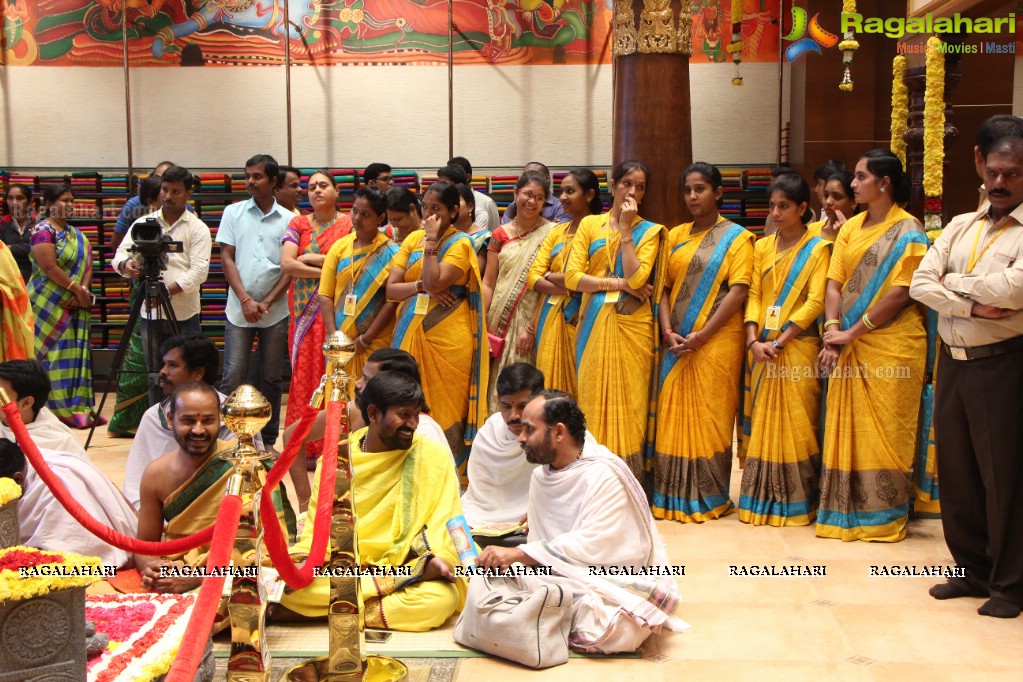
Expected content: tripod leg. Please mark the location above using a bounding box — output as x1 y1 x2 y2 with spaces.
85 284 149 450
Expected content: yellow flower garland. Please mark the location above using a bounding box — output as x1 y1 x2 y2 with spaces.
840 0 858 91
0 477 21 507
923 36 946 198
891 56 909 169
0 546 104 601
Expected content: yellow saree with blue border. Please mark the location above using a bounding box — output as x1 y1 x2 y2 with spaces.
564 214 666 479
391 228 488 482
816 205 928 542
652 220 754 522
527 222 581 395
738 231 830 526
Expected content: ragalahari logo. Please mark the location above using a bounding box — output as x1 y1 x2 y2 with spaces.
783 6 840 61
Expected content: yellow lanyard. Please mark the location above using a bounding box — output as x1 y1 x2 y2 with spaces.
604 215 623 276
769 232 801 301
967 215 1010 273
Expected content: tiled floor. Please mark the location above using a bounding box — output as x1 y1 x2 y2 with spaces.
76 395 1023 681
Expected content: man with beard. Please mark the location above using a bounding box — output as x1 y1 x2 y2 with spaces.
278 371 466 630
134 382 295 593
476 391 688 653
122 333 262 509
282 347 451 512
460 363 543 547
911 135 1023 619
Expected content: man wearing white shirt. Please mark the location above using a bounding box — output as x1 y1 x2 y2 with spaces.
112 164 211 378
0 360 88 460
460 363 542 547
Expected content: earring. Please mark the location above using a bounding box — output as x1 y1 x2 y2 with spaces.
880 188 886 193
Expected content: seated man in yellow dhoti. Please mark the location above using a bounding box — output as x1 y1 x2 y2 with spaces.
134 381 295 593
279 371 466 631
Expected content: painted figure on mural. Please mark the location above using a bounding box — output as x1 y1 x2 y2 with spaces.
13 0 602 65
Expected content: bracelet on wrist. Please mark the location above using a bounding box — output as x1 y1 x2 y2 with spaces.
772 340 783 350
240 296 253 305
746 338 757 349
424 248 439 257
861 313 877 331
415 279 425 293
823 319 840 329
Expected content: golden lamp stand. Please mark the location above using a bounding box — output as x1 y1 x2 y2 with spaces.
220 385 276 682
285 331 407 681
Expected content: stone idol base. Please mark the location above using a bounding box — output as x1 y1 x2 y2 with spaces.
0 585 87 682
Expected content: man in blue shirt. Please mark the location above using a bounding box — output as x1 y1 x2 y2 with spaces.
110 161 195 252
217 154 293 450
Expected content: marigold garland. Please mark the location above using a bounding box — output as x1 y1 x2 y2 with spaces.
923 35 946 231
0 545 103 601
891 56 909 169
728 0 743 86
840 0 858 91
0 477 21 507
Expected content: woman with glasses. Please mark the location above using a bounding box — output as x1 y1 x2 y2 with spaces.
481 171 555 413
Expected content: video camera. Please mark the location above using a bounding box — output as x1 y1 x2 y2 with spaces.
129 217 184 279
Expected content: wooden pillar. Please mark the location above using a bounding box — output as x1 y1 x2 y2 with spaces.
612 0 693 227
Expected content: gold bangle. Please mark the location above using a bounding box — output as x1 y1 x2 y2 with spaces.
862 313 877 330
823 319 840 328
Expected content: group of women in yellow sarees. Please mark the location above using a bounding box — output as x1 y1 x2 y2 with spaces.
303 152 929 543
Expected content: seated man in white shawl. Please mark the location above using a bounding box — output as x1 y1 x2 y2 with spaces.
477 391 688 653
460 362 542 547
122 333 262 509
0 438 138 568
0 360 88 460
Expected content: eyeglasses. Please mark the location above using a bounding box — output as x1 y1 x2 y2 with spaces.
519 191 544 203
378 176 395 185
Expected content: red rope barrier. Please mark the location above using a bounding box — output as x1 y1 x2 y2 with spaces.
2 402 217 556
260 401 338 589
165 493 242 682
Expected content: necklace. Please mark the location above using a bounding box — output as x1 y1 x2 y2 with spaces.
312 211 338 230
360 435 368 451
513 214 543 239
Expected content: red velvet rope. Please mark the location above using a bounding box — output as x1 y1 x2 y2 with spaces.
2 402 217 556
259 401 339 589
165 494 243 682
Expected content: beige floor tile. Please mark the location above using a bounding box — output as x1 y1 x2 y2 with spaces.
455 656 663 681
867 662 1023 682
658 659 875 682
653 603 850 662
829 604 1023 666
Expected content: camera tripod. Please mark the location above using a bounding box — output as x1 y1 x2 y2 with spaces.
85 274 179 449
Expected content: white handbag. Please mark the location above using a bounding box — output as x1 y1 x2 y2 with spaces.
453 573 572 668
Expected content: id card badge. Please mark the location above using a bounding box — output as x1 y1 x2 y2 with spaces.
546 295 563 306
414 293 430 315
604 290 620 304
343 294 357 317
765 305 782 331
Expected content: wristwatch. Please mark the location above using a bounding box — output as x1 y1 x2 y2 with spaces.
772 340 784 351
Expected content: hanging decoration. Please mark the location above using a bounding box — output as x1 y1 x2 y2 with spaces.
839 0 859 91
891 56 909 169
923 36 946 239
727 0 744 85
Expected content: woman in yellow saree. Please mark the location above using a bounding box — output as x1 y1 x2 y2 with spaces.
526 169 604 395
386 181 488 479
817 149 928 542
564 161 664 479
807 170 858 242
653 163 754 522
739 174 831 526
482 171 554 413
319 185 400 386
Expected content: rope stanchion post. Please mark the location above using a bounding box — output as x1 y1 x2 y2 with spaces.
285 331 407 681
220 385 276 682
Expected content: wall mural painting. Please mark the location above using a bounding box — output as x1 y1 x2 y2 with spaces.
2 0 777 66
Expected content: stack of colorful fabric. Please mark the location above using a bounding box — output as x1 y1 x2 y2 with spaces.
197 173 231 192
393 170 419 191
489 174 518 217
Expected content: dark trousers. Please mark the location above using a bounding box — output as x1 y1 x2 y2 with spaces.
934 348 1023 605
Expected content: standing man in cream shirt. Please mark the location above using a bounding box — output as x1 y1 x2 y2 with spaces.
910 135 1023 620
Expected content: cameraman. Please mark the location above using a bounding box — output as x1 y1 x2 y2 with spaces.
112 165 211 378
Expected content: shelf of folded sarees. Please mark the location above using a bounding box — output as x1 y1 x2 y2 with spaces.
0 477 19 548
